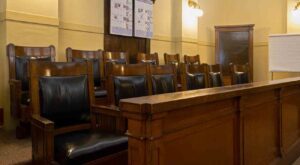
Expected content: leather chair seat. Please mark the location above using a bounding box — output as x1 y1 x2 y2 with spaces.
209 72 223 87
94 89 107 98
54 130 128 164
21 91 30 105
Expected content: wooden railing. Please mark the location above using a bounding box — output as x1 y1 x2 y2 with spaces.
120 77 300 165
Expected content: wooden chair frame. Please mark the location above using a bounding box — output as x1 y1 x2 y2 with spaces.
103 51 129 77
7 43 55 138
180 63 209 90
66 48 105 88
30 61 126 164
229 63 251 85
148 64 178 94
208 64 224 87
164 53 180 64
137 52 159 65
183 54 200 65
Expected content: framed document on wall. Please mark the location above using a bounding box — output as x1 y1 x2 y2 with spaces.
134 0 153 38
110 0 133 36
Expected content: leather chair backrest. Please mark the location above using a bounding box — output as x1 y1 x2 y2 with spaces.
7 44 56 91
113 75 148 106
16 56 51 91
234 72 249 84
186 73 206 90
66 48 103 87
209 72 223 87
230 63 250 85
151 74 176 94
73 58 101 87
39 75 90 128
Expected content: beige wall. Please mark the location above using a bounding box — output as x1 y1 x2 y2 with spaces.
58 0 104 61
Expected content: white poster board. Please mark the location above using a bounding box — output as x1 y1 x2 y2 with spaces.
269 34 300 72
134 0 153 38
110 0 133 36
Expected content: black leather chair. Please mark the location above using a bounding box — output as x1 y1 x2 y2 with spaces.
181 63 209 90
229 63 251 85
106 63 150 106
149 64 177 95
7 43 55 138
208 64 223 87
66 48 107 103
30 61 128 165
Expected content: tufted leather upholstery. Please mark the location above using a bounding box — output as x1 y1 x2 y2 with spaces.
54 130 128 164
15 56 51 91
39 75 90 128
186 73 206 90
152 74 175 94
234 72 249 84
209 72 223 87
114 76 148 106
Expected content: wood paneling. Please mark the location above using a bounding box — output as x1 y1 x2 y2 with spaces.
104 0 150 64
121 77 300 165
215 24 254 85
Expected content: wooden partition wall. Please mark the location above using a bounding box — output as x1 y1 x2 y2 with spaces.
120 77 300 165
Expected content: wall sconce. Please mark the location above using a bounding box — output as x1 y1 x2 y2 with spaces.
188 0 204 17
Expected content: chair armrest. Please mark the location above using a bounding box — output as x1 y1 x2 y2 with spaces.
91 104 122 117
31 115 54 164
91 104 126 133
31 114 54 130
9 79 22 118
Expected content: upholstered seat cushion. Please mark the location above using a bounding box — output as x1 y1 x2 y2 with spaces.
152 74 175 94
15 56 51 91
209 72 223 87
94 89 107 98
186 73 205 90
39 75 90 128
114 76 148 106
235 72 249 84
54 130 128 164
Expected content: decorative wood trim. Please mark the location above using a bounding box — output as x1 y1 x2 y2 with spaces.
59 21 104 34
4 10 59 26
